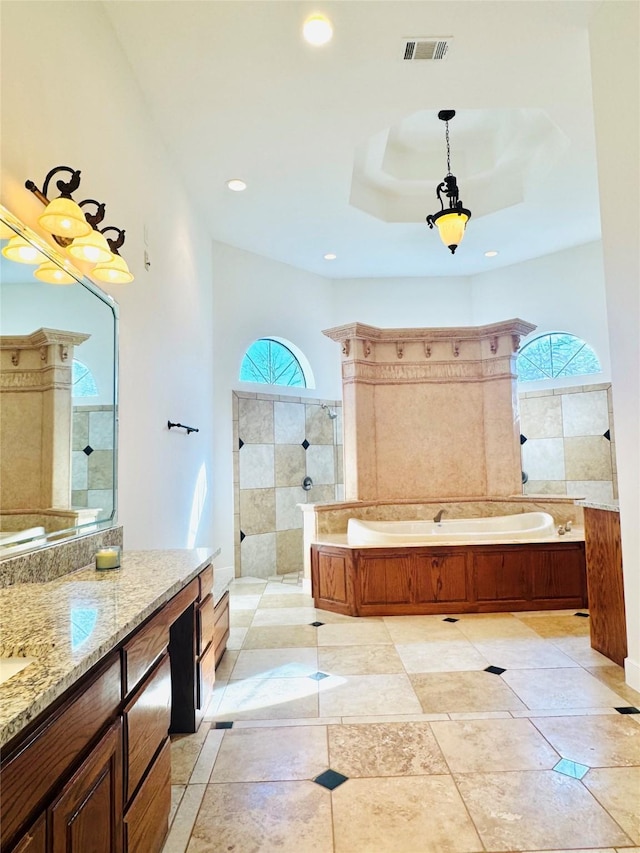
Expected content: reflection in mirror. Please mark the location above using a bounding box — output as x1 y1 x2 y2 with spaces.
0 206 118 557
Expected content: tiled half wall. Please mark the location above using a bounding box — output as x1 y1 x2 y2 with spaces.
233 391 343 578
520 383 618 503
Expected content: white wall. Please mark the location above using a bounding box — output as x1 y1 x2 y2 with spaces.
332 276 474 328
211 241 337 567
589 2 640 691
1 2 215 550
471 242 611 389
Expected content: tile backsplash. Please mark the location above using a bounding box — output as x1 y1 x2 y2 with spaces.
233 391 343 578
519 383 617 502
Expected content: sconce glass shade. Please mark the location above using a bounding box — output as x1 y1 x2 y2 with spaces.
430 209 470 254
38 197 92 239
2 235 47 264
68 229 113 264
34 261 77 285
91 253 134 284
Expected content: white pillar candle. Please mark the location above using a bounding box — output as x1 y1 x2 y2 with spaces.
95 547 120 570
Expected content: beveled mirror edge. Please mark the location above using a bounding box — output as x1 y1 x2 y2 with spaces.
0 203 119 560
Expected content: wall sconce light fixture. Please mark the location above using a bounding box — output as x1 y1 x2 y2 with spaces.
1 234 47 265
426 110 472 255
25 165 134 283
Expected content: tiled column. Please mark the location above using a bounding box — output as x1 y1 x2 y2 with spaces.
324 320 535 501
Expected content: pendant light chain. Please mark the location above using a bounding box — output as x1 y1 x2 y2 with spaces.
445 120 451 176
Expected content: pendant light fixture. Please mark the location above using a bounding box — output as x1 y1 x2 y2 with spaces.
426 110 471 254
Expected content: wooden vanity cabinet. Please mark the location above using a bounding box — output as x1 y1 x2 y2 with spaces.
0 566 219 853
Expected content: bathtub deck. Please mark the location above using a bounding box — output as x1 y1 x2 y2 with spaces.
311 540 587 617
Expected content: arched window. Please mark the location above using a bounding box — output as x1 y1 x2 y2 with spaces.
72 358 99 397
240 338 308 388
517 332 601 382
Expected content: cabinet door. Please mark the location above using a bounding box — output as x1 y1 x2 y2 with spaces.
51 719 123 853
359 555 412 604
413 553 468 603
474 550 529 601
13 814 46 853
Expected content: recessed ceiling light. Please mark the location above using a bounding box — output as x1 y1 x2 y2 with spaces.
484 250 499 257
303 14 333 46
226 179 247 192
323 253 337 260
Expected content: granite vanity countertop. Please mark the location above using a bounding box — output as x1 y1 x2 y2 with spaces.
0 548 217 749
574 499 620 512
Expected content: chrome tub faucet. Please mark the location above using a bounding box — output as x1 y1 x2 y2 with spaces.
433 509 446 523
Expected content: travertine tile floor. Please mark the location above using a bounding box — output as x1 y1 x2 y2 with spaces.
162 575 640 853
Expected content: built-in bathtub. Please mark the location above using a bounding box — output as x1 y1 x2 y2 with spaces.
347 512 556 546
312 510 586 617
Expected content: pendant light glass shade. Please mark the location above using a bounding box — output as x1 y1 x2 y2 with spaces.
429 209 470 254
68 229 113 264
91 253 134 284
34 261 77 285
38 197 92 239
2 235 47 264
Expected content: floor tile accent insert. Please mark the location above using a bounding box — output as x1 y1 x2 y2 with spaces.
484 665 507 675
310 621 325 627
616 706 640 714
575 611 590 617
443 617 459 622
214 721 234 728
309 671 330 680
553 757 590 779
313 769 349 790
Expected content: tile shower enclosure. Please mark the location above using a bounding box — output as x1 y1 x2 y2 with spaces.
233 391 343 578
233 383 616 576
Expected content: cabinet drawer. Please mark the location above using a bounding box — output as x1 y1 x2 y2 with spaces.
199 564 213 600
50 719 123 853
198 640 217 713
123 579 199 695
1 654 121 851
124 655 171 802
197 594 215 655
124 737 171 853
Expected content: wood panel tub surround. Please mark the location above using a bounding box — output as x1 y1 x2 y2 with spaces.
311 541 587 617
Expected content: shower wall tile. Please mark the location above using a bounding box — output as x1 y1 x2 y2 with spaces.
523 480 567 496
72 452 88 490
305 444 336 485
239 489 276 535
562 390 609 436
238 398 274 444
521 438 565 481
307 484 335 503
88 411 114 450
87 489 113 514
276 528 304 575
564 435 613 480
335 484 345 501
275 444 306 487
274 402 305 444
275 487 304 530
334 407 343 446
239 444 275 489
72 411 89 450
336 445 344 485
87 450 113 489
72 490 88 507
566 480 614 502
305 404 334 445
240 532 276 579
519 395 562 438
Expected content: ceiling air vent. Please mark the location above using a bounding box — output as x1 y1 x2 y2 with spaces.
402 38 451 61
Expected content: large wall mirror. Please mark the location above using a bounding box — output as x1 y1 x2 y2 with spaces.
0 205 118 557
